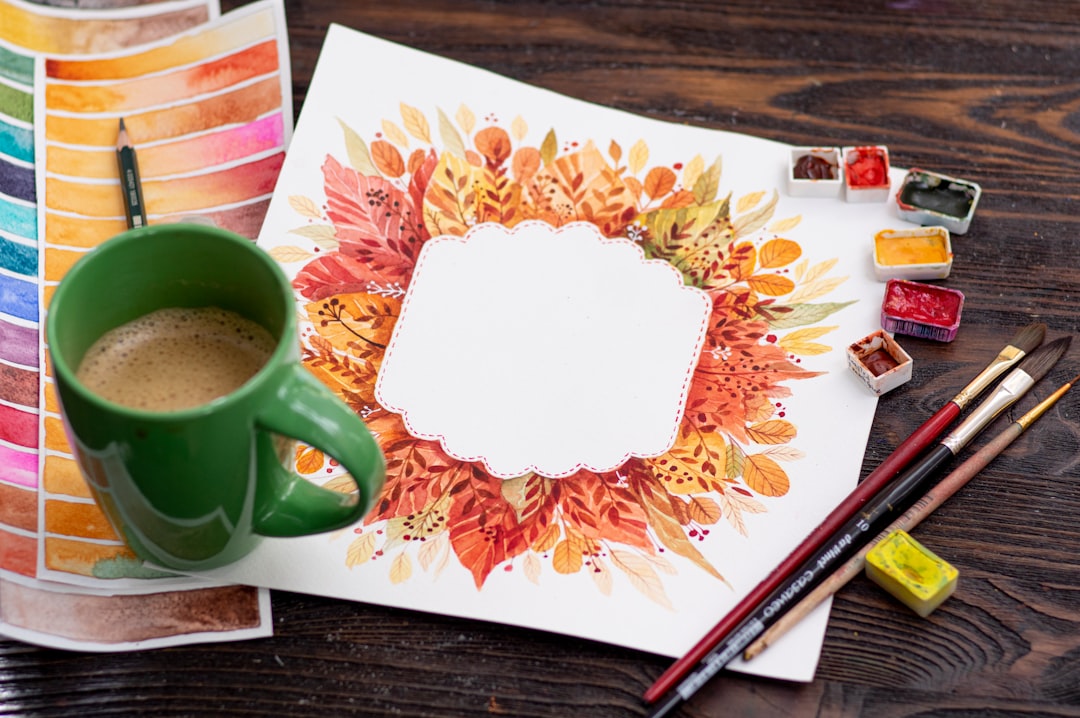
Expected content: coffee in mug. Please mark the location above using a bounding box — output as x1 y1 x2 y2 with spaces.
47 223 386 571
76 306 276 412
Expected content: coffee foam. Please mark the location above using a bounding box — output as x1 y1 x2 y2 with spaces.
76 306 276 412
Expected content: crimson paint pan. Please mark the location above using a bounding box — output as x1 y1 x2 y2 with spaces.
880 278 964 343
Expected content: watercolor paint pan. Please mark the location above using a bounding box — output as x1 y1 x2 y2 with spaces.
895 168 981 235
873 226 953 281
787 146 843 198
881 278 964 342
846 328 913 395
842 145 891 202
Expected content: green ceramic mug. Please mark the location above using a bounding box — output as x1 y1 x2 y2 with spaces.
46 223 386 571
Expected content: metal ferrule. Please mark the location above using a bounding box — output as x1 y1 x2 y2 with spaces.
943 368 1034 453
950 345 1024 409
1016 381 1073 431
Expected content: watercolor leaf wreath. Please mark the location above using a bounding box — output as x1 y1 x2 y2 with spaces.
271 103 853 606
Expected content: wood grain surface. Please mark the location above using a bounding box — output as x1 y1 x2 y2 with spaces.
4 1 1080 716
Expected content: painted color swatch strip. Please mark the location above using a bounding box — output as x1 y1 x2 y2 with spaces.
0 580 265 645
37 0 291 585
0 0 214 55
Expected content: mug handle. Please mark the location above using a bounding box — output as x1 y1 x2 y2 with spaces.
251 363 386 537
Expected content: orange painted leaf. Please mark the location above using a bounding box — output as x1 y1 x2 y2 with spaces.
743 454 790 497
295 445 325 475
512 146 541 185
629 467 727 584
474 126 513 167
659 189 697 209
758 238 802 269
447 471 527 587
745 419 797 445
371 139 406 178
687 496 722 525
304 292 399 360
747 273 796 297
643 166 677 200
553 538 584 574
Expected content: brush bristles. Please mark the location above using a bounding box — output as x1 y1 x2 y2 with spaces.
1017 336 1072 383
1011 322 1048 354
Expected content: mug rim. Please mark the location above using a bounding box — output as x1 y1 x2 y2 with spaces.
46 223 296 420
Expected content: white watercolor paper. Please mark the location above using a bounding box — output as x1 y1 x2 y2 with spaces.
201 23 921 681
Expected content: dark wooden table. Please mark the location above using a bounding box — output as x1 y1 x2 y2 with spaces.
5 1 1080 715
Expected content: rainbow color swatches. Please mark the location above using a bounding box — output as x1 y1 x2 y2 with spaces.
0 0 219 582
0 0 275 650
36 0 292 581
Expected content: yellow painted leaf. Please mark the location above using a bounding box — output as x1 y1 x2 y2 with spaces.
745 419 797 445
760 445 806 462
400 102 431 143
794 258 809 281
288 194 322 219
733 189 778 238
639 551 678 576
747 273 796 297
768 215 803 233
345 532 375 568
780 340 831 356
389 552 413 584
628 139 649 175
437 107 466 159
511 114 528 142
758 238 802 269
589 556 613 595
322 474 357 494
268 245 314 264
637 479 727 584
784 325 835 341
744 454 790 497
423 151 478 234
800 257 840 284
418 531 450 573
337 117 377 176
736 190 765 214
539 129 557 166
779 326 837 356
610 549 673 610
553 539 583 574
380 119 409 148
788 275 848 303
455 103 476 137
524 552 542 584
692 156 722 205
288 223 339 250
687 496 722 525
681 154 704 196
295 445 324 474
717 489 767 537
532 523 560 553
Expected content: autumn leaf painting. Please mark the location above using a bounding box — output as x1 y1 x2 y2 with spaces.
269 102 853 608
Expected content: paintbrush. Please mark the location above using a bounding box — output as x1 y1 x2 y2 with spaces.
643 322 1046 704
743 368 1080 661
646 336 1070 718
